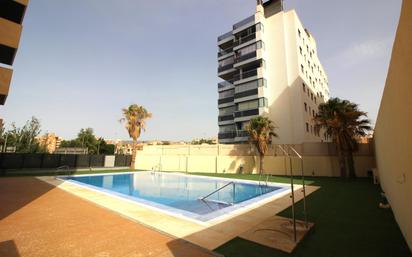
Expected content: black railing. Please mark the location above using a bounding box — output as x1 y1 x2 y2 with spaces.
0 153 132 173
235 51 257 63
234 109 259 118
218 115 234 122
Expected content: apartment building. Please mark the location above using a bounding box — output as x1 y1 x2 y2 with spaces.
37 133 62 153
217 0 329 144
0 0 29 105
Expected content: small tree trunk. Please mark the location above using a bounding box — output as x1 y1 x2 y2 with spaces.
347 150 356 178
130 140 137 170
260 154 264 175
336 140 347 178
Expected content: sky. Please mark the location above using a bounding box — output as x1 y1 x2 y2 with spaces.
0 0 403 141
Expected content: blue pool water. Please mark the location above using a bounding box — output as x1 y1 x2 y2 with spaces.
62 172 288 221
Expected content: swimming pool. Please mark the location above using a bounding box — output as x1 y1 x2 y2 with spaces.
61 172 289 222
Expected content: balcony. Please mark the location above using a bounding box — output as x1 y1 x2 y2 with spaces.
233 69 258 82
233 15 255 30
235 51 257 63
234 109 259 118
218 63 234 73
234 88 258 99
218 80 233 89
218 31 233 42
0 0 27 24
0 66 12 105
218 131 236 139
218 97 234 105
218 46 234 58
234 33 257 46
236 130 250 138
218 115 234 122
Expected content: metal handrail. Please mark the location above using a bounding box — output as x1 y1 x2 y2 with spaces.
56 165 70 177
278 145 297 242
289 146 308 229
200 181 234 201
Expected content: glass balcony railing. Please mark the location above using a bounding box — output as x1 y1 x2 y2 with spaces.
233 15 255 30
236 130 249 138
233 69 258 81
218 63 234 73
218 31 233 42
234 33 257 46
218 97 235 105
218 47 234 57
218 131 236 139
234 109 259 118
218 115 234 122
235 51 257 63
218 81 234 89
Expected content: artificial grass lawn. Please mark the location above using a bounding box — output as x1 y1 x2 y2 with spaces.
196 173 411 257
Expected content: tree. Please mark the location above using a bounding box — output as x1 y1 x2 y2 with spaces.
120 104 152 169
77 128 98 154
97 137 115 155
3 117 43 153
247 116 278 175
314 98 371 178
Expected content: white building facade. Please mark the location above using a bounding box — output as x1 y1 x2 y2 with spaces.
217 0 330 144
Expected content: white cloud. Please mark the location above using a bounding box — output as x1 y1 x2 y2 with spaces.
330 38 394 68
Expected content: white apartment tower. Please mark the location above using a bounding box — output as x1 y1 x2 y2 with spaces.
217 0 330 144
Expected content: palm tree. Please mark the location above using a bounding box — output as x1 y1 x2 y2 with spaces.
120 104 152 169
339 103 372 178
246 116 278 175
314 98 371 178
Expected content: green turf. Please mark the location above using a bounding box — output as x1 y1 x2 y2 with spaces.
200 174 411 257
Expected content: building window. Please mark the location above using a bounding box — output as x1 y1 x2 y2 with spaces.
306 123 309 132
311 93 314 100
301 64 304 73
302 83 306 92
312 110 315 117
299 46 302 55
298 29 301 38
304 102 307 112
310 125 313 134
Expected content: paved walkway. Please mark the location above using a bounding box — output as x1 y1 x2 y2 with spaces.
0 177 217 257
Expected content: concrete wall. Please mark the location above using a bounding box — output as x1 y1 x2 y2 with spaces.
135 143 375 178
374 0 412 250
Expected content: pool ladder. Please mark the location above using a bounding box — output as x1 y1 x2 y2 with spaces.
151 163 162 174
199 181 235 205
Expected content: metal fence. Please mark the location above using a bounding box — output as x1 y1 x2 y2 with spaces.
0 153 132 170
